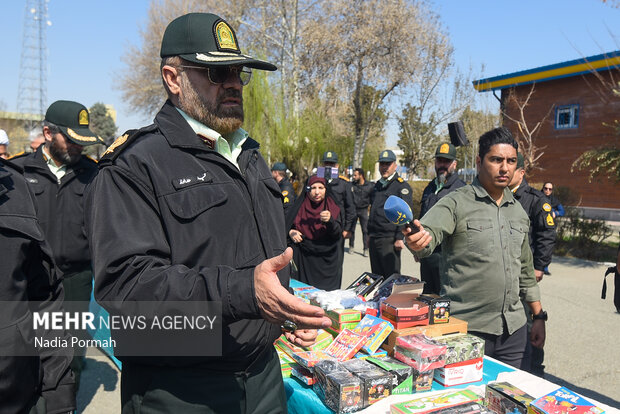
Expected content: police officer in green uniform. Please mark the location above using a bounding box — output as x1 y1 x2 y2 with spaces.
11 100 102 388
368 149 414 277
85 13 330 413
509 152 555 377
419 143 466 294
271 162 295 213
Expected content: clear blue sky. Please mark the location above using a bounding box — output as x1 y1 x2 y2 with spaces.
1 0 619 137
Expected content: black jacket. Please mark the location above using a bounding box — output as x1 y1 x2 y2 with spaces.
513 179 556 271
420 173 466 218
85 101 289 371
368 173 415 240
0 159 75 413
278 176 296 213
11 147 98 275
326 176 356 232
351 180 373 210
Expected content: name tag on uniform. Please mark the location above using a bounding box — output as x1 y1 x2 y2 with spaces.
172 171 212 189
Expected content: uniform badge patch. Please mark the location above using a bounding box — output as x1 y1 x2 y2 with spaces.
26 177 38 184
397 177 404 182
439 143 450 154
282 190 289 197
78 109 89 125
546 213 555 226
401 188 409 195
215 21 239 51
283 197 289 204
542 203 552 212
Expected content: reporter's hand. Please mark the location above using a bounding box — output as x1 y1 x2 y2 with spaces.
254 248 331 330
530 319 546 348
285 329 318 348
401 220 432 251
320 210 331 222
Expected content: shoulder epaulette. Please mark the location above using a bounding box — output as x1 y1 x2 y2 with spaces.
84 155 98 164
7 151 27 160
99 125 157 165
338 175 350 182
397 177 404 183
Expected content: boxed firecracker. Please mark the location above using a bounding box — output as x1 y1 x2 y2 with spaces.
367 356 413 395
381 298 429 329
434 333 485 365
325 329 368 361
354 348 388 360
411 367 434 392
432 402 494 413
352 314 394 354
486 382 536 414
382 317 468 355
390 389 482 414
331 319 361 332
347 272 384 299
417 294 450 324
530 387 605 414
433 357 483 387
371 274 425 302
328 308 363 324
393 334 446 371
291 365 316 385
342 359 394 408
313 360 363 413
274 330 332 353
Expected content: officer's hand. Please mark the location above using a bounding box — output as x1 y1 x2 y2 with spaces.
534 269 544 282
402 220 431 251
342 230 351 239
254 248 331 330
530 319 546 348
320 210 331 222
394 239 405 251
285 329 318 348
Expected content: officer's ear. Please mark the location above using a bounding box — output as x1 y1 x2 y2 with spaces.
162 65 182 99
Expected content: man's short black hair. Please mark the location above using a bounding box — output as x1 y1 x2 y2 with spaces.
354 168 364 176
478 127 518 159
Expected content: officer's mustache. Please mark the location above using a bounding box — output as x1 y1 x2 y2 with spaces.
218 90 242 103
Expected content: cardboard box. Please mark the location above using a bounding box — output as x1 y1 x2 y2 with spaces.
530 387 606 414
412 368 434 393
417 294 450 324
485 382 536 414
352 314 394 354
342 359 393 408
354 349 387 360
435 333 485 365
291 365 316 385
382 317 468 355
313 360 363 413
433 357 483 387
394 334 446 371
390 389 482 414
347 272 384 299
327 308 362 323
381 296 429 329
325 329 368 361
367 356 414 395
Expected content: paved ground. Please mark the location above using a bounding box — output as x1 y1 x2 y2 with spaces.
77 229 620 412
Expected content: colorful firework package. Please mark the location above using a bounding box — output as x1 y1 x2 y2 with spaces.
313 360 363 413
393 334 447 371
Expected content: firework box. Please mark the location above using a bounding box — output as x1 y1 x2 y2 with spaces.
412 368 435 392
432 402 495 413
433 357 483 387
434 333 485 365
367 356 414 395
394 334 447 371
327 308 363 323
313 360 363 413
381 295 429 329
325 329 368 361
417 294 451 324
291 365 316 385
342 359 394 408
354 348 387 360
382 317 468 355
530 387 605 414
390 389 482 414
485 382 536 414
347 272 384 299
331 319 361 332
352 314 394 354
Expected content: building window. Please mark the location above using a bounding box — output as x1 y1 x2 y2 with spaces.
555 105 579 129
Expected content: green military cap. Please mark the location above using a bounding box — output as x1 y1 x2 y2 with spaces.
45 100 102 146
434 142 457 160
322 151 338 163
272 162 287 171
378 149 396 162
517 152 525 169
160 13 277 71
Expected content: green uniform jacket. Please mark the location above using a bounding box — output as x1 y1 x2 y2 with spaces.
415 177 540 336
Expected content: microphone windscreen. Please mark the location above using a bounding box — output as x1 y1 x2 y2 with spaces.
384 195 413 225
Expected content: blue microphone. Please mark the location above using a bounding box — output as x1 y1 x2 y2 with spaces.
384 195 419 233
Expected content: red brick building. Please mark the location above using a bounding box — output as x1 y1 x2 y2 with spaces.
474 51 620 220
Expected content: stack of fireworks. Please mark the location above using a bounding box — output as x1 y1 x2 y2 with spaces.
433 333 485 387
393 334 447 392
351 313 394 354
342 359 394 408
366 356 414 395
485 381 536 414
390 389 484 414
313 360 363 413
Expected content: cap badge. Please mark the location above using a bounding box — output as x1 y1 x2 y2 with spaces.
327 152 332 158
214 21 239 52
440 143 449 154
382 151 388 158
78 109 89 126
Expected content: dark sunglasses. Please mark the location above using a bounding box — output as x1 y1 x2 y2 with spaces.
177 65 252 86
543 187 553 191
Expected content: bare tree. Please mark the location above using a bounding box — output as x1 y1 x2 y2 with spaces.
501 84 552 172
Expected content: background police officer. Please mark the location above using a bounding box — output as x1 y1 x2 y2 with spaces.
368 149 414 277
11 100 102 388
271 161 295 213
350 167 373 257
419 142 466 294
509 151 556 377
